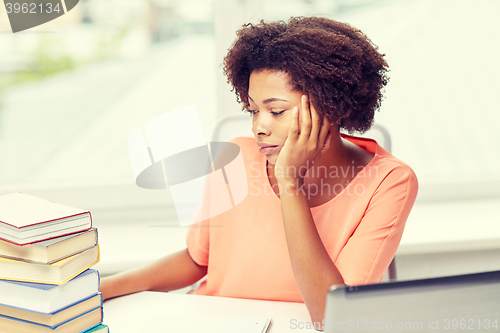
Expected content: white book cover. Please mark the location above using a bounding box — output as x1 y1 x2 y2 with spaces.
0 193 89 228
0 193 92 245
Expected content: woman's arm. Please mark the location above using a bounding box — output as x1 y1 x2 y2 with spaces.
100 248 207 301
279 179 343 326
275 96 417 326
274 96 342 327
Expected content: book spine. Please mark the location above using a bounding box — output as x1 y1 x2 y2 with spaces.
76 307 103 333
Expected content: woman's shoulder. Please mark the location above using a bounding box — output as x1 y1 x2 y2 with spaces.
374 147 417 183
366 149 419 199
342 133 416 180
341 134 418 194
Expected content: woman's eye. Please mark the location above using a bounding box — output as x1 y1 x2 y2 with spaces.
245 109 258 116
271 110 285 116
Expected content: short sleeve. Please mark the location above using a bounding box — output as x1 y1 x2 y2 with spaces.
335 163 418 285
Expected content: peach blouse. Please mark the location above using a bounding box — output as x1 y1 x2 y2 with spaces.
186 134 418 302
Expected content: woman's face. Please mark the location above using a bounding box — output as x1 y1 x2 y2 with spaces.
248 69 303 165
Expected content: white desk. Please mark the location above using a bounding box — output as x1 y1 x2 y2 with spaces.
103 292 314 332
398 197 500 254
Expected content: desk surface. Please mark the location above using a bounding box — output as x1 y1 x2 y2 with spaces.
398 197 500 254
103 292 314 332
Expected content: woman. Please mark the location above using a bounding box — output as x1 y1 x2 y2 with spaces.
101 16 418 328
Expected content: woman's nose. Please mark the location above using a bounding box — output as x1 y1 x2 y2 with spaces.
252 113 272 136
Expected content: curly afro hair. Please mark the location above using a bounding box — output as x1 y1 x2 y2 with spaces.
223 16 389 133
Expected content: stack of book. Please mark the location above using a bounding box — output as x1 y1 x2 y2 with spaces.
0 192 109 333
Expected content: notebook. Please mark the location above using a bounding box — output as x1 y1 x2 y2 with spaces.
140 315 272 333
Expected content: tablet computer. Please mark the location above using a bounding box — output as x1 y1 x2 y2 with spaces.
324 270 500 332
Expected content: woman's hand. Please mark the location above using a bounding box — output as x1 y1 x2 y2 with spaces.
274 95 331 184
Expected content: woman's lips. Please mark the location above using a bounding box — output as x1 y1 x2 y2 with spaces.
259 145 278 155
